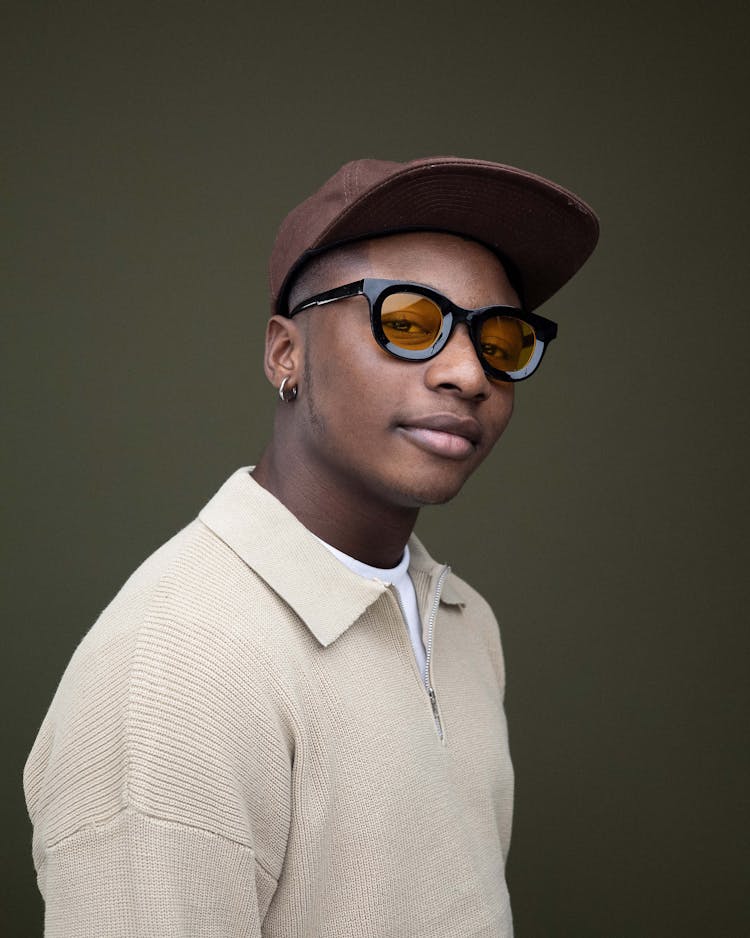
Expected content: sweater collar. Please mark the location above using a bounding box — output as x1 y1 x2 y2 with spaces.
198 467 464 647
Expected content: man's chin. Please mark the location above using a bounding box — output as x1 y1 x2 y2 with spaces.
394 475 469 509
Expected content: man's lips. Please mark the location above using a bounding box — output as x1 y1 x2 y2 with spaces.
397 414 482 459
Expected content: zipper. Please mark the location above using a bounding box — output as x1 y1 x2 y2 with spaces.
424 565 450 740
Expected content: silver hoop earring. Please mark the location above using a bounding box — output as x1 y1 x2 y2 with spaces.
278 376 298 402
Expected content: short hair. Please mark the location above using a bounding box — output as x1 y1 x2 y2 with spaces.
283 232 526 314
285 241 369 315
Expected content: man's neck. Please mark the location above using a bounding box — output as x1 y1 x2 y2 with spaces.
252 445 418 568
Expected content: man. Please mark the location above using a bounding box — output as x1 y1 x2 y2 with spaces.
24 157 598 936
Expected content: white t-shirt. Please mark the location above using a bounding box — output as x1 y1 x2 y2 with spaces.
316 539 427 679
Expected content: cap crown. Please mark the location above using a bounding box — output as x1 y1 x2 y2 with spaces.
269 157 599 314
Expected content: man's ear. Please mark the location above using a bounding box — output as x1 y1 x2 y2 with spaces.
263 315 304 389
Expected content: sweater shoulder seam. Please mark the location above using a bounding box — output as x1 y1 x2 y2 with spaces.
41 803 278 882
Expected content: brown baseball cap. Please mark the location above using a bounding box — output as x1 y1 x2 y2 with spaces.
269 156 599 315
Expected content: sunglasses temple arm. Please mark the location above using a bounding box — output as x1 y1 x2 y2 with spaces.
288 280 365 318
312 280 366 306
313 295 349 307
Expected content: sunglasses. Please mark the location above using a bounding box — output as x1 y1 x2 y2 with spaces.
287 278 558 382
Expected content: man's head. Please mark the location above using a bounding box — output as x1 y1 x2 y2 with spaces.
263 230 520 509
259 157 598 515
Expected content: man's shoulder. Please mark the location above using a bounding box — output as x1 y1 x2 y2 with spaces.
446 568 496 618
39 520 204 694
60 512 292 689
24 512 295 855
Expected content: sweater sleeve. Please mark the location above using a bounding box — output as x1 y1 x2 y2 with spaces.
24 537 294 937
37 809 270 938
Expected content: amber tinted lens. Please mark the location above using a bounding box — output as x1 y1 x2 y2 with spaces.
478 316 535 372
380 292 444 351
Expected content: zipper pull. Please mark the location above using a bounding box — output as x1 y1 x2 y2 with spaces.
428 686 444 739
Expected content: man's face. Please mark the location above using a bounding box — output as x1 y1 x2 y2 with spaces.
290 231 519 510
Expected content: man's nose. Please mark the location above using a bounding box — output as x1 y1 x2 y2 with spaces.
423 324 491 400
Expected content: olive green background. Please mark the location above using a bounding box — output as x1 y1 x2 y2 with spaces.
3 2 748 935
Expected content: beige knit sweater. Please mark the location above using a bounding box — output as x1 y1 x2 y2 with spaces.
24 468 514 936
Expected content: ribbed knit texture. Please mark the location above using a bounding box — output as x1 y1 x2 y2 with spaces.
24 468 514 937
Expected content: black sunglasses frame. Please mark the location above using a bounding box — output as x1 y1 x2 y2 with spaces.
287 278 558 382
